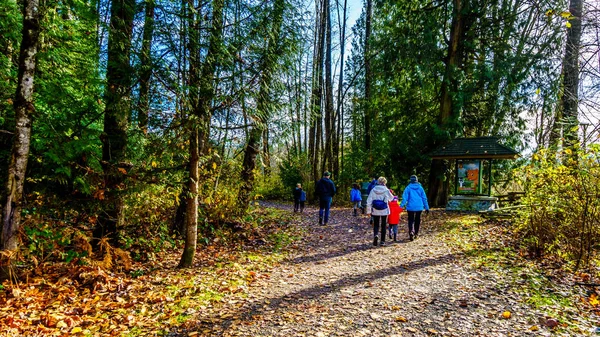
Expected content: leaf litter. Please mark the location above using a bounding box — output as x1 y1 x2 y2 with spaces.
1 202 598 336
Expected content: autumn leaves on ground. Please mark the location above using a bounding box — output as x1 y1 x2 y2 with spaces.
1 203 599 337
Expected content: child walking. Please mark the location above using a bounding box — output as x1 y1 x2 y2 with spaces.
293 183 306 212
350 183 362 216
387 196 403 242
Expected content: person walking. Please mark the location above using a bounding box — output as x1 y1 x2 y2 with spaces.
366 177 394 246
387 196 403 242
315 171 336 225
350 183 362 216
400 175 430 241
293 183 306 213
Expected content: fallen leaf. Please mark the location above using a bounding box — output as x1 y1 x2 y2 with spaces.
395 316 407 322
427 328 438 335
529 326 539 331
71 327 83 333
501 311 511 319
544 318 559 328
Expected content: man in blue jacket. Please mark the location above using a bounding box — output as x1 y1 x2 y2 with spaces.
315 171 336 225
400 175 430 241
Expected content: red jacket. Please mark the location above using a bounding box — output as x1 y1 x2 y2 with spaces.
388 200 403 225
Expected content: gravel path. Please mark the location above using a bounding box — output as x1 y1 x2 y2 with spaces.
189 203 557 337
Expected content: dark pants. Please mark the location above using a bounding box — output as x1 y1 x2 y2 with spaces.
373 215 387 242
319 197 332 224
407 211 422 235
294 200 305 212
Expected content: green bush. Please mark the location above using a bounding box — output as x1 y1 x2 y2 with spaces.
517 146 600 269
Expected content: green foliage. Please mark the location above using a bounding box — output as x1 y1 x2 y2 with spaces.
517 146 600 268
22 217 89 263
254 171 289 201
278 152 311 192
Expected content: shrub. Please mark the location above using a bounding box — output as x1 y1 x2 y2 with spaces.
518 146 600 269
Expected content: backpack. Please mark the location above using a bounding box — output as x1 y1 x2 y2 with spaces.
299 191 306 202
372 199 388 210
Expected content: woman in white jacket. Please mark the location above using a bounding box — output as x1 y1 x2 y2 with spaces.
366 177 394 246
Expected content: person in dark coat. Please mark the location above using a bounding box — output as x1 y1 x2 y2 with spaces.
315 171 336 225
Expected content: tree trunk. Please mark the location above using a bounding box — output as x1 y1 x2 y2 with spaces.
363 0 373 173
560 0 583 149
179 0 225 268
334 0 347 178
238 0 285 209
1 0 40 250
179 127 199 267
322 0 334 175
427 0 469 207
310 0 325 182
138 0 155 134
263 128 270 176
95 0 136 248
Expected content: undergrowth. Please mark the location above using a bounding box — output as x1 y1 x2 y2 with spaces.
439 214 599 335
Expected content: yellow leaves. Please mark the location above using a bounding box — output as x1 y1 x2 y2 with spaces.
529 325 539 331
151 161 157 168
501 311 512 319
71 326 83 334
395 316 408 322
212 162 217 170
566 21 572 28
589 293 599 307
118 167 127 175
545 9 554 16
535 88 541 95
560 11 571 19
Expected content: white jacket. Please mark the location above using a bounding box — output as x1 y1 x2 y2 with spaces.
366 185 394 216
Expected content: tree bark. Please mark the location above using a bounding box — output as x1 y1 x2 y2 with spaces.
334 0 347 178
179 0 225 268
560 0 583 149
364 0 373 173
1 0 40 250
138 0 155 134
310 0 325 182
179 127 199 268
95 0 136 248
427 0 469 207
322 0 334 175
238 0 285 209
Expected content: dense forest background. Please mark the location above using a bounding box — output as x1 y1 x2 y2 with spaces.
1 0 599 268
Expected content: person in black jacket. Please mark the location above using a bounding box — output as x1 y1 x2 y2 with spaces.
315 171 336 225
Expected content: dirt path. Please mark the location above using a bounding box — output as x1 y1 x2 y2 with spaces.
184 203 557 337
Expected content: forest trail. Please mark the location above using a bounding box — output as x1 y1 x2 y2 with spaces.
182 203 553 337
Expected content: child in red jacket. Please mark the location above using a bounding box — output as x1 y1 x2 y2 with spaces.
388 196 403 242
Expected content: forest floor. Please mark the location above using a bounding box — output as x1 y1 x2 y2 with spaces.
1 203 599 336
169 202 599 337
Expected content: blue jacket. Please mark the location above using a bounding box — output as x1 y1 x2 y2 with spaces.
350 188 362 202
400 182 430 211
316 178 336 198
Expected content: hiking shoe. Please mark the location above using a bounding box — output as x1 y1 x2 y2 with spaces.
409 232 414 241
388 231 392 239
414 233 419 239
380 241 385 246
373 236 378 246
393 234 397 242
